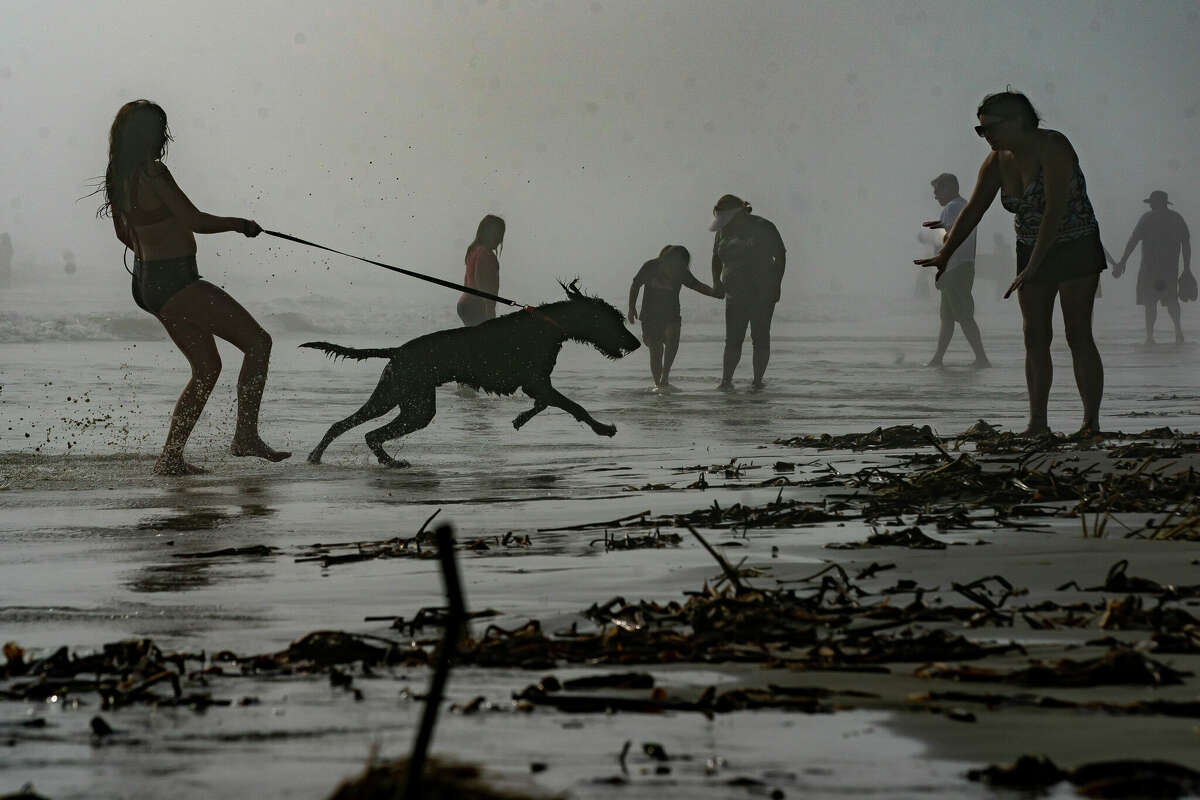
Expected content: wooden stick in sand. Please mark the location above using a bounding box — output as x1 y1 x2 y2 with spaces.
404 524 466 800
684 524 747 594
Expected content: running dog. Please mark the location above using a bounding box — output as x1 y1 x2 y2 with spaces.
301 281 641 467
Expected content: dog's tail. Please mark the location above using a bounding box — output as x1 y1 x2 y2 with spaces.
299 341 396 361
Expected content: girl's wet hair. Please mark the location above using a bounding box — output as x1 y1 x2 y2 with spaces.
467 214 506 261
977 89 1041 130
96 100 172 219
657 244 690 264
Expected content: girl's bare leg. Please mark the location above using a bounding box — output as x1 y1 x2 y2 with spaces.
159 281 290 463
154 315 221 475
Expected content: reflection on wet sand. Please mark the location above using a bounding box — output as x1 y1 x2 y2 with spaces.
127 559 219 593
136 503 276 531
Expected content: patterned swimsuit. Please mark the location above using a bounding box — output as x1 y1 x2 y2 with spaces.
1000 157 1104 283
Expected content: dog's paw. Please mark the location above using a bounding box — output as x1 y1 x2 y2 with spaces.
594 423 617 437
378 456 411 469
306 451 323 465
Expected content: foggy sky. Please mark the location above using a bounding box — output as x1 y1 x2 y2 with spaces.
2 0 1198 309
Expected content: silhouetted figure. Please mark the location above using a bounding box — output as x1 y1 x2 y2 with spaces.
1114 191 1192 344
922 173 989 368
627 244 718 391
63 249 76 275
709 194 786 391
98 100 289 475
915 90 1106 436
457 214 504 327
0 232 12 287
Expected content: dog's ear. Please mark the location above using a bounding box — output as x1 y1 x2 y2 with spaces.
557 278 584 299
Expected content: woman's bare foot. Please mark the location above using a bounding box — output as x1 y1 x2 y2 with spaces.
154 454 207 476
1019 423 1052 437
971 358 992 369
231 435 291 462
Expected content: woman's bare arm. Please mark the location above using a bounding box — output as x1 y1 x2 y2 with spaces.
915 154 1000 277
942 154 1002 260
143 162 251 235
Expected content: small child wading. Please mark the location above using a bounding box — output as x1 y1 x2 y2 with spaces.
627 245 718 392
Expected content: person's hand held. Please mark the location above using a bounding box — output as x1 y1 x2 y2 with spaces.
243 219 263 238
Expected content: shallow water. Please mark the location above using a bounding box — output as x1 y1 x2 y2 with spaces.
0 278 1196 798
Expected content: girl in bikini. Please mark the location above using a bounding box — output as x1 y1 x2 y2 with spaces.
98 100 289 475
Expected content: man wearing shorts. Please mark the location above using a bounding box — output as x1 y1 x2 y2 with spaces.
1114 190 1192 344
923 173 990 368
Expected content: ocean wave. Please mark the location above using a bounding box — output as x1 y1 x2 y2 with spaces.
0 306 393 343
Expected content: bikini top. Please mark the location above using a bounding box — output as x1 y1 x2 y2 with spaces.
999 159 1099 246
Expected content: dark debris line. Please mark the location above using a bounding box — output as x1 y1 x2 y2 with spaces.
5 421 1200 796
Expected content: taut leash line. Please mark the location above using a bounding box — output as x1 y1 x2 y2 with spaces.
263 229 523 308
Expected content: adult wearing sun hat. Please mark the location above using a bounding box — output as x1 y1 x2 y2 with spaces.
1115 190 1193 344
709 194 786 391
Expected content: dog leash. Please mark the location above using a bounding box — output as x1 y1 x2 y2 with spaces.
264 229 565 330
264 229 525 309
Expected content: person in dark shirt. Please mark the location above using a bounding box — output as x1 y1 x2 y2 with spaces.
1114 191 1192 344
709 194 786 391
628 245 717 392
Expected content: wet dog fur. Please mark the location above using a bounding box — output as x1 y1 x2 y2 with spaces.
301 282 641 467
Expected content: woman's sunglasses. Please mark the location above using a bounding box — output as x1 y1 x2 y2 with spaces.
974 118 1012 137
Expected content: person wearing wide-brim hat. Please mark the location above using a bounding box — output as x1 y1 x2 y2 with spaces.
1114 190 1193 344
709 194 786 391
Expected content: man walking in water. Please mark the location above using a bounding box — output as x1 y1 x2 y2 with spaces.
1114 190 1192 344
923 173 990 368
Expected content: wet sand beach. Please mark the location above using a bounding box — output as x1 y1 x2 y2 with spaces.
3 289 1200 799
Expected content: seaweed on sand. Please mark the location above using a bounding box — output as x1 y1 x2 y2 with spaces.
915 646 1191 688
326 756 563 800
968 754 1200 798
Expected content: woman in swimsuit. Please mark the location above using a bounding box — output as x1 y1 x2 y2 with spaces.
915 90 1105 436
627 245 717 391
457 214 504 327
98 100 289 475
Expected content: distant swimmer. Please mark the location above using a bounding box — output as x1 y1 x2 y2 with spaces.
0 232 11 287
709 194 786 392
921 172 990 368
455 214 505 396
915 90 1105 436
1113 190 1192 344
457 214 505 327
627 244 719 391
97 100 289 475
